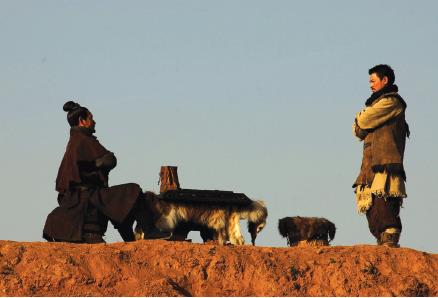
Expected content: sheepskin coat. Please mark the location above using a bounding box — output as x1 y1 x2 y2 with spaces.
353 92 408 186
352 91 409 213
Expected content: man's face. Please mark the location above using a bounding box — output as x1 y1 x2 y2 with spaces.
79 112 96 131
369 73 388 93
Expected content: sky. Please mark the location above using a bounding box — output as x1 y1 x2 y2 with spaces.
1 1 437 252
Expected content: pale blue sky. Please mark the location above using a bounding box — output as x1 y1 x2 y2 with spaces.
1 1 437 252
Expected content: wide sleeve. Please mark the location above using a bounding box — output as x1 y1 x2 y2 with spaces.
56 134 111 193
76 137 114 187
75 137 109 163
95 152 117 170
356 97 404 130
352 120 368 141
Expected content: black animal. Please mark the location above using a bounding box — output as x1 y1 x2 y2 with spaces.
278 216 336 246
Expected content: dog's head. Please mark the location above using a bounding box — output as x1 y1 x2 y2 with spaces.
247 200 268 245
248 221 266 246
324 219 336 242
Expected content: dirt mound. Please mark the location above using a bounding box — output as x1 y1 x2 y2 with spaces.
0 240 437 296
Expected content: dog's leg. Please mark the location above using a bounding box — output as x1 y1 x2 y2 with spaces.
170 222 191 241
203 209 228 245
229 212 244 245
214 212 228 245
200 226 215 243
228 212 237 244
216 228 227 245
155 216 174 231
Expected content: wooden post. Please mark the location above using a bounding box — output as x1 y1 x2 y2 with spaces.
159 166 181 193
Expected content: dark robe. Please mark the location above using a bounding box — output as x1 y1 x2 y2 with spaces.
43 127 142 242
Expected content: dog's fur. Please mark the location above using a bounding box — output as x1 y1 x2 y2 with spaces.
136 221 216 243
278 216 336 246
136 192 267 245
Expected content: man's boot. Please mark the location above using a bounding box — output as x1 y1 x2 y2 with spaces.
82 232 106 244
82 205 106 244
379 228 400 248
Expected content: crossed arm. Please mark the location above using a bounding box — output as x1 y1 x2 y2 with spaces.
353 97 404 140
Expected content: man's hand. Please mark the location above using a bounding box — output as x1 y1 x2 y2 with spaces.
95 152 117 170
353 119 368 140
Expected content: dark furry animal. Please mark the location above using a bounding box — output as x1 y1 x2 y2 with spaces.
278 216 336 246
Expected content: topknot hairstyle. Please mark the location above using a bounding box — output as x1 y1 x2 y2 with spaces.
63 101 90 127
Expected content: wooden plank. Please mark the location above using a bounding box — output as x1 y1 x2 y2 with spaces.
157 189 253 206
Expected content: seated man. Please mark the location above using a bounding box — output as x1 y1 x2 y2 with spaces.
43 101 170 243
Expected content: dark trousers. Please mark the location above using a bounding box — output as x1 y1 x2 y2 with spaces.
366 196 402 239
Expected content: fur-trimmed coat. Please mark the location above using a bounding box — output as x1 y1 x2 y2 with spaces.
353 92 408 187
352 91 409 213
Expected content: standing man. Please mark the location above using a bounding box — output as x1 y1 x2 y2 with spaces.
352 64 410 247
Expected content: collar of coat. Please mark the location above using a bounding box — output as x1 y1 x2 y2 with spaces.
70 126 96 139
364 84 410 138
365 84 399 107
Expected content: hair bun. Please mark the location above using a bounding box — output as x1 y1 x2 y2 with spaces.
63 101 81 112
